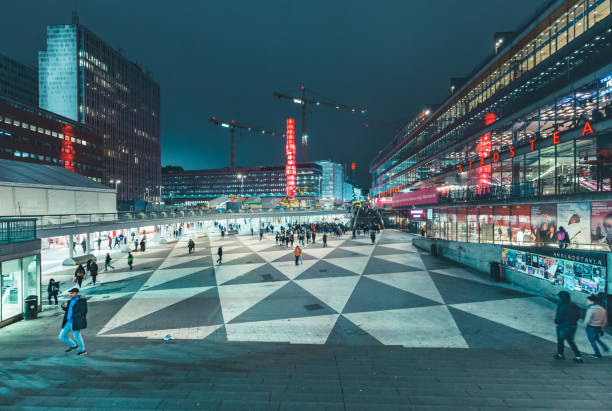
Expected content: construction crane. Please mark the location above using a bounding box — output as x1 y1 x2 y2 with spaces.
273 86 366 162
209 117 285 168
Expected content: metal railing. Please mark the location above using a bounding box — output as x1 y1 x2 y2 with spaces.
24 207 351 232
0 218 37 244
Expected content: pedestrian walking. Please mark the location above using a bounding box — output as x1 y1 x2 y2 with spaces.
127 252 134 270
217 246 223 264
59 288 88 355
370 231 376 245
554 291 583 363
134 238 139 252
312 232 316 243
251 227 254 236
104 253 114 271
294 245 301 266
188 239 195 254
260 229 264 241
74 264 85 288
72 238 76 254
86 259 92 275
89 260 98 285
97 237 101 251
48 279 59 305
557 227 570 248
275 233 279 244
322 233 327 248
140 238 146 252
585 294 609 358
108 236 112 250
81 238 87 254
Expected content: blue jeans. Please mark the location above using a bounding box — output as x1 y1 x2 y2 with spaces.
587 326 609 356
59 322 85 351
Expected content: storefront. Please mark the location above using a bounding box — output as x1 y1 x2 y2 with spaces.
0 218 41 328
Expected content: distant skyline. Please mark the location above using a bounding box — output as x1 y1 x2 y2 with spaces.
0 0 548 189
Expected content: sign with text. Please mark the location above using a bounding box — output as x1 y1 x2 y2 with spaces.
392 188 438 208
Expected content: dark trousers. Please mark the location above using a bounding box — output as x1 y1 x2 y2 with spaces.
557 325 581 357
76 277 83 287
587 326 609 356
91 274 97 285
48 293 58 305
295 255 299 265
217 255 222 264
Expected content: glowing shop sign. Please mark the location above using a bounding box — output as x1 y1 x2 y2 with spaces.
285 118 297 198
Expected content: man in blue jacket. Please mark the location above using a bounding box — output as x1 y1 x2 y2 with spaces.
554 291 582 363
59 288 88 356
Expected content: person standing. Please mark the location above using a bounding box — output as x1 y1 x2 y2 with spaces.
81 238 87 254
557 227 570 249
275 233 279 244
217 246 223 265
127 252 134 270
188 239 195 254
47 279 59 305
59 288 88 355
89 260 98 285
140 238 146 252
322 233 327 248
251 227 254 236
370 231 376 245
97 237 102 251
294 245 301 266
585 295 609 358
260 229 264 241
134 238 139 252
74 264 86 288
104 253 114 271
312 232 316 244
108 236 112 250
554 291 583 363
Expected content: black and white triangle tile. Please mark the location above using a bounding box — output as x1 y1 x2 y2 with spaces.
92 230 595 352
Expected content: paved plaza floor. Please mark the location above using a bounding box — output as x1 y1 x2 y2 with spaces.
2 230 612 410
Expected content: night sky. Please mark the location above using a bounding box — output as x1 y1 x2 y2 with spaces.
0 0 547 190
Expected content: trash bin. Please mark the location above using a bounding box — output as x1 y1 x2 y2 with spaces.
24 295 38 320
490 262 504 282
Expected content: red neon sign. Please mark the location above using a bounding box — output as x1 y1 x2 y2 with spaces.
285 118 297 198
61 125 75 172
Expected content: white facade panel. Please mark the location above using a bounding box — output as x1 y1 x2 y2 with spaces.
0 186 15 216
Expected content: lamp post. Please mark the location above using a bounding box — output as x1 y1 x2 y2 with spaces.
145 187 150 202
109 179 121 191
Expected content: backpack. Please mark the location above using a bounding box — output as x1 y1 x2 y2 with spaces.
557 231 566 241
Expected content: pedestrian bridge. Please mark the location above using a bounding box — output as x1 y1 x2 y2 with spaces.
31 208 351 238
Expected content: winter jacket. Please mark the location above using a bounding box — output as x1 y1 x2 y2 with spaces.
555 291 580 328
585 304 607 329
61 296 88 330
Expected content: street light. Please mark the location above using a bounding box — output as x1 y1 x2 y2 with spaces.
109 179 121 190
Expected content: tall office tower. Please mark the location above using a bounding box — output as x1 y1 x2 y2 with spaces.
0 53 38 107
38 18 161 202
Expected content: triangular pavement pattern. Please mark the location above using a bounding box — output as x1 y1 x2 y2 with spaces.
273 252 316 263
102 324 222 340
345 306 468 348
218 281 287 323
214 262 267 285
363 256 419 275
375 253 427 270
324 248 369 259
343 276 441 314
202 324 228 343
145 266 217 291
378 242 417 252
300 247 335 260
365 271 444 304
223 246 253 255
341 239 373 247
98 285 209 334
371 245 409 257
447 306 554 350
226 314 339 344
295 259 358 280
325 315 383 345
269 260 318 280
258 250 293 263
221 253 266 265
429 271 533 305
142 266 211 289
325 256 370 275
105 287 224 334
222 263 289 285
295 276 360 313
229 281 337 324
157 256 213 271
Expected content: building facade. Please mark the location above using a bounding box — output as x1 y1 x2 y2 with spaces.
163 163 323 205
0 53 37 107
38 21 161 201
371 0 612 250
0 97 103 181
316 160 344 202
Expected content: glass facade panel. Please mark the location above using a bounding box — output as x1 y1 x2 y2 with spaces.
479 206 494 244
1 259 22 321
22 255 40 305
467 207 479 243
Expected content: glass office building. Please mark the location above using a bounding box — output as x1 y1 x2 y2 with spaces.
371 0 612 249
163 163 323 205
0 53 38 107
316 160 344 202
39 20 161 201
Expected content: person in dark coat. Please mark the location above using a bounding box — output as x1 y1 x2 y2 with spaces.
104 253 114 271
127 252 134 270
74 264 86 287
59 288 88 355
47 279 59 305
554 291 583 363
322 233 328 248
140 239 146 252
89 260 99 285
217 246 223 264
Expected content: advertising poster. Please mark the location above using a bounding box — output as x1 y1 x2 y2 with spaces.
531 204 557 245
557 202 590 246
511 205 531 245
591 201 612 250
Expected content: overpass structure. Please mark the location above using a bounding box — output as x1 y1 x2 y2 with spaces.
33 208 350 238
